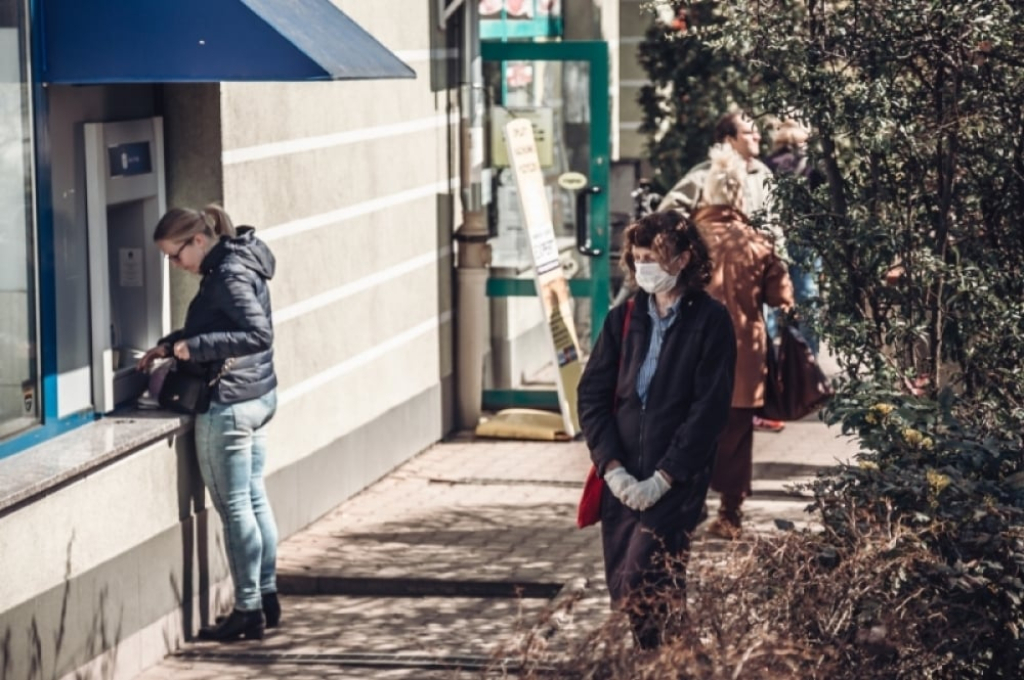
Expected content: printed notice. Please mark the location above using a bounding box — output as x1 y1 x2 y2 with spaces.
504 118 583 436
119 248 144 287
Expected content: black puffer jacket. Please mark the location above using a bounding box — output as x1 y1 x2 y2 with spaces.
160 227 277 404
578 290 735 528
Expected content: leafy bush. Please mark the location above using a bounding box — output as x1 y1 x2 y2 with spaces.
633 0 1024 674
636 2 758 194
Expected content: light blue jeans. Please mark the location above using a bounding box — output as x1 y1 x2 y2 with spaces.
789 247 822 357
765 249 821 357
195 390 278 612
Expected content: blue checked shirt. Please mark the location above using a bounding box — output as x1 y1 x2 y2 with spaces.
636 296 682 406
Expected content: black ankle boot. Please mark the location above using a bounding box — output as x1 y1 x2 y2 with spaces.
198 608 264 641
215 594 281 629
262 592 281 628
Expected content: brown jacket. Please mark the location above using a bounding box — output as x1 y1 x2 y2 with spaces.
693 206 794 408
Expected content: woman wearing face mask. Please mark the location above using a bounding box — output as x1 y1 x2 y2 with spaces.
578 210 736 649
137 205 280 642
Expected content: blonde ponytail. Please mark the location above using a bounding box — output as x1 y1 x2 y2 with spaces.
153 204 237 243
201 204 236 238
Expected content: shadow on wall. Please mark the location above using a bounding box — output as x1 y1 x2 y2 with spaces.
0 532 125 680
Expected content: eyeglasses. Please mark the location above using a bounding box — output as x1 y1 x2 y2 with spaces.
167 237 194 263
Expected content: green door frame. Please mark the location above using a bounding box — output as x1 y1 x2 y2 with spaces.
482 40 610 411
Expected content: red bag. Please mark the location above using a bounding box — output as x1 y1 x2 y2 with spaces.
576 300 634 529
576 465 604 528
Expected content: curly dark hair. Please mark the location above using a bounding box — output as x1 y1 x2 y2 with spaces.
620 211 713 293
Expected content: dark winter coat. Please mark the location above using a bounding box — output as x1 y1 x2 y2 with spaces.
578 289 735 601
160 227 277 404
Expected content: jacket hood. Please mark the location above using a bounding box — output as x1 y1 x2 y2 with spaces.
203 226 276 279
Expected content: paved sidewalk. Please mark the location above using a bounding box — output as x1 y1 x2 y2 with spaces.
135 386 859 678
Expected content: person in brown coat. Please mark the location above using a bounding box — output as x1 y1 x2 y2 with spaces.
692 144 794 539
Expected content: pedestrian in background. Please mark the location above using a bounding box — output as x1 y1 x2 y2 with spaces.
765 119 823 356
578 211 735 649
657 111 779 248
137 205 281 642
692 144 794 539
657 110 788 433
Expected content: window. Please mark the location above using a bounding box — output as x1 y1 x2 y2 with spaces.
0 0 39 439
480 0 563 40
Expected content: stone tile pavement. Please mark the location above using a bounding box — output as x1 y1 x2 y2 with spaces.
133 368 861 678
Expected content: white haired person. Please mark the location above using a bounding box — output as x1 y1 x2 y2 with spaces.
691 144 794 539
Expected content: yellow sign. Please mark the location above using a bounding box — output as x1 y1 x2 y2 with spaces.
504 118 582 437
491 108 554 168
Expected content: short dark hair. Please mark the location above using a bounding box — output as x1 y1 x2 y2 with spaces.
620 211 712 293
713 112 746 144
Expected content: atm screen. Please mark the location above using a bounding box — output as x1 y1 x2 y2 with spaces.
107 142 152 178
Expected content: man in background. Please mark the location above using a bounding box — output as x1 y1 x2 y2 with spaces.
659 111 788 433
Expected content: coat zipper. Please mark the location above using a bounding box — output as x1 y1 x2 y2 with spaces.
639 405 647 472
637 296 687 475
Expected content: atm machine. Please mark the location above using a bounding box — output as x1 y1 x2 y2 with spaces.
84 117 169 413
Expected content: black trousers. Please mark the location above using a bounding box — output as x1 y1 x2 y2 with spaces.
601 490 691 649
710 407 757 500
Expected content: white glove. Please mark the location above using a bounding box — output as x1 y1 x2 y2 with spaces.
604 467 639 501
620 471 672 511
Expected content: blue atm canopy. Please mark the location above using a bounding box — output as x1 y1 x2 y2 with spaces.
40 0 416 83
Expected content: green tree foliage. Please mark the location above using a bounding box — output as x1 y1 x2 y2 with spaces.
701 0 1024 417
638 0 1024 675
636 2 755 192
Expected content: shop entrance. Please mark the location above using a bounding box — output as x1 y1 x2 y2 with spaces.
481 40 611 411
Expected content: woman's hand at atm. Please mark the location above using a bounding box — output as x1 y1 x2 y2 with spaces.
136 344 170 371
172 340 191 361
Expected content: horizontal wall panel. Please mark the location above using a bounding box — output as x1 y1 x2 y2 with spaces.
264 192 449 312
331 0 432 62
223 129 452 233
266 324 442 472
220 79 447 152
272 265 442 394
620 94 644 126
223 113 455 166
620 4 651 35
620 132 647 160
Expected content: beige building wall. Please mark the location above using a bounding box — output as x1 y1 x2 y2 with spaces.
618 0 652 160
0 4 459 680
218 1 457 528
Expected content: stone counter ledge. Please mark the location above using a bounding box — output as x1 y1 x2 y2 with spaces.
0 409 192 515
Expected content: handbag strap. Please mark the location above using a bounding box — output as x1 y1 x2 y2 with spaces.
612 299 635 413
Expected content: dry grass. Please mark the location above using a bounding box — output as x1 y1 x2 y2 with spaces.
490 516 978 679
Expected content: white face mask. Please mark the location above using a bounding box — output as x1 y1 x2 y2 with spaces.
634 261 678 294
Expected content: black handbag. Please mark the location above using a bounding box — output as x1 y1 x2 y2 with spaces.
760 324 834 421
158 359 231 415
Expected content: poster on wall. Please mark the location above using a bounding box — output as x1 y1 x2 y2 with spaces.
490 107 553 167
503 118 582 436
480 0 561 18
